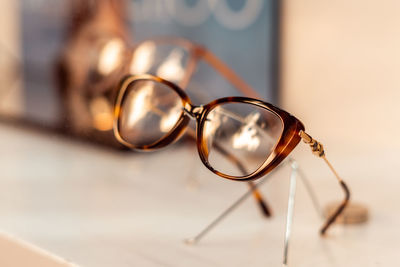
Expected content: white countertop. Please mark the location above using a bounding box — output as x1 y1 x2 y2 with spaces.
0 123 397 267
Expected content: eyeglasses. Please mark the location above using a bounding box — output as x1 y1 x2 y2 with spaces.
113 74 350 235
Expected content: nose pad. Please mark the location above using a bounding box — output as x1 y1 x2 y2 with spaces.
152 114 190 149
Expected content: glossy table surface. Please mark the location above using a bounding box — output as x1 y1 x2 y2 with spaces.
0 123 397 267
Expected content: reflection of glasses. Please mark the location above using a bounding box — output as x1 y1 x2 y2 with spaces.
81 36 264 137
128 37 261 99
113 74 350 235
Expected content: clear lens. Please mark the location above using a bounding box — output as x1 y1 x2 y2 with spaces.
118 80 184 147
201 102 283 177
129 41 189 84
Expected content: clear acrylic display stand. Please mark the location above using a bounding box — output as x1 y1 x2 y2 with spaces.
184 158 324 267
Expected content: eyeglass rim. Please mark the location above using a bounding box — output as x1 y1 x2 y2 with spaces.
113 74 305 181
113 74 191 150
196 98 304 181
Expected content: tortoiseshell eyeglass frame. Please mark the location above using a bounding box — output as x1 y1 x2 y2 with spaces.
113 74 350 235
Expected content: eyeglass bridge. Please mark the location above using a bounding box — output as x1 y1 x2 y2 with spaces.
183 103 204 120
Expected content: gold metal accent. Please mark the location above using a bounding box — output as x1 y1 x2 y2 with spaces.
299 130 325 157
321 155 342 183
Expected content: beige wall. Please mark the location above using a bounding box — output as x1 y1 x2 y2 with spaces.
282 0 400 149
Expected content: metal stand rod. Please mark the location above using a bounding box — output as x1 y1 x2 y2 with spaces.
184 172 272 245
282 160 298 267
184 159 292 245
184 158 324 248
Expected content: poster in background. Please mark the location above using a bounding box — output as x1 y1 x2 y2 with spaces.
15 0 279 127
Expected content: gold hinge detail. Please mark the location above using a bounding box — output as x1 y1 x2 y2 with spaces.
299 131 325 157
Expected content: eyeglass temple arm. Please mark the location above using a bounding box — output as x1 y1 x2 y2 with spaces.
299 130 351 235
178 49 201 90
189 46 261 99
185 128 272 218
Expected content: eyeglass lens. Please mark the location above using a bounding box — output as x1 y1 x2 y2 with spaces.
201 102 283 177
119 80 184 147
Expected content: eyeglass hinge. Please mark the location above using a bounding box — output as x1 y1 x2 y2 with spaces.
299 130 325 157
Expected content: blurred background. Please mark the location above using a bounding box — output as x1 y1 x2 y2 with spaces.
0 0 399 266
0 0 279 146
282 0 400 151
1 0 399 150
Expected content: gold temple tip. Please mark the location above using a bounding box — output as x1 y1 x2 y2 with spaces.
324 201 369 224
